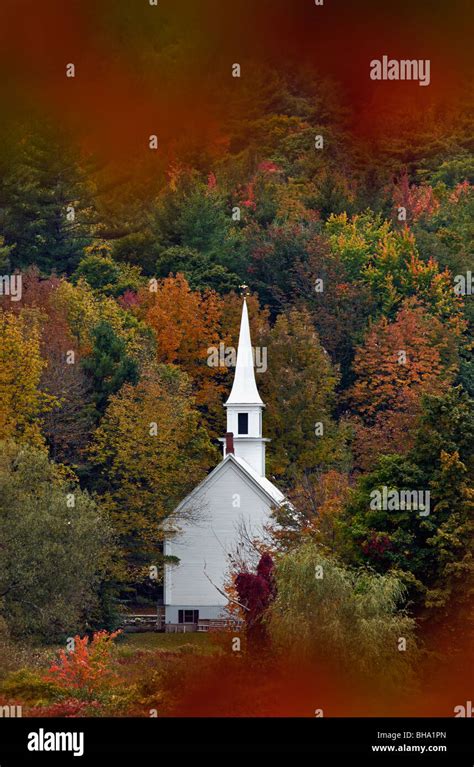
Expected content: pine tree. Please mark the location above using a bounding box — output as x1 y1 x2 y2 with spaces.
342 387 474 634
81 321 138 418
0 124 94 274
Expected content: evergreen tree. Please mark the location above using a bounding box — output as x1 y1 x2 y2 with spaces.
0 124 94 274
81 321 139 418
342 387 474 634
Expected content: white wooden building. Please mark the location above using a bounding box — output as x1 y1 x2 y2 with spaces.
163 299 286 631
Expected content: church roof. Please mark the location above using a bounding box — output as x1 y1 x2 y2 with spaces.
232 455 286 506
173 453 286 516
225 298 264 406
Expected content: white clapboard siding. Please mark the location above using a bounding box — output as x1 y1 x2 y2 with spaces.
165 458 275 608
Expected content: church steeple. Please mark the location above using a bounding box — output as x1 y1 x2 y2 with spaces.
222 298 268 476
226 298 263 407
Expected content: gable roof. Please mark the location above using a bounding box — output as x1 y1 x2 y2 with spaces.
173 453 286 516
232 455 285 506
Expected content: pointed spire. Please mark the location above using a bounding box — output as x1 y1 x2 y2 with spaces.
225 299 264 405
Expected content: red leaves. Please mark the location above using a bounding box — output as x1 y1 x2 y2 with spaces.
235 554 276 647
28 699 101 717
362 532 393 561
392 172 439 222
207 172 217 189
118 289 140 309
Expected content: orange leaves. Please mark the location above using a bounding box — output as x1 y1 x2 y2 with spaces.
145 274 222 366
348 299 456 469
46 630 121 697
279 470 350 551
139 275 268 435
142 274 224 414
449 180 470 203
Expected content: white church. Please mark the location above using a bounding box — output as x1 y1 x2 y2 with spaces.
163 298 286 631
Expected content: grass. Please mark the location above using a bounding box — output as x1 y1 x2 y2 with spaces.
119 631 216 654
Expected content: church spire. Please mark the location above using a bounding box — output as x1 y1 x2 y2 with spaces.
225 298 263 406
223 298 267 477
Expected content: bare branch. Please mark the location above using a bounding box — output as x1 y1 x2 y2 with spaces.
203 563 249 612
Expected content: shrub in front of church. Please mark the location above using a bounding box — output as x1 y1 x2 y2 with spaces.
267 542 419 692
235 553 276 648
22 630 139 715
0 668 64 707
45 631 122 696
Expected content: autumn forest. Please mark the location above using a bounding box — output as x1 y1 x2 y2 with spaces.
0 0 472 720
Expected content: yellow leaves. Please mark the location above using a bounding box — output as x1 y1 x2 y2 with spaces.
53 278 152 365
54 279 96 352
88 364 217 561
0 311 57 447
274 179 316 224
83 241 113 259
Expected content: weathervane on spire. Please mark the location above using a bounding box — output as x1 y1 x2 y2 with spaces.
239 283 249 298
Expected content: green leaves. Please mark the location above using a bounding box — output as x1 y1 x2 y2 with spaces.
0 441 113 642
342 388 474 630
268 542 418 690
81 320 139 418
259 307 350 483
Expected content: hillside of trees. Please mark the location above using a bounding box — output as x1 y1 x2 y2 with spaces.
0 66 472 710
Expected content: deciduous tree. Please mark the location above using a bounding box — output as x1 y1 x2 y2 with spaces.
88 364 217 583
0 441 113 641
0 310 56 447
260 307 350 482
348 299 456 469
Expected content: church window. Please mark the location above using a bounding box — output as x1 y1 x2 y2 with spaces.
179 609 199 624
238 413 248 434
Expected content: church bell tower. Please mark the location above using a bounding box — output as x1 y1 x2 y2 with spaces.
222 299 268 477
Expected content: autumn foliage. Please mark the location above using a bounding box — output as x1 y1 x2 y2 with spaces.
235 554 276 648
0 47 472 720
348 299 457 469
46 631 121 698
